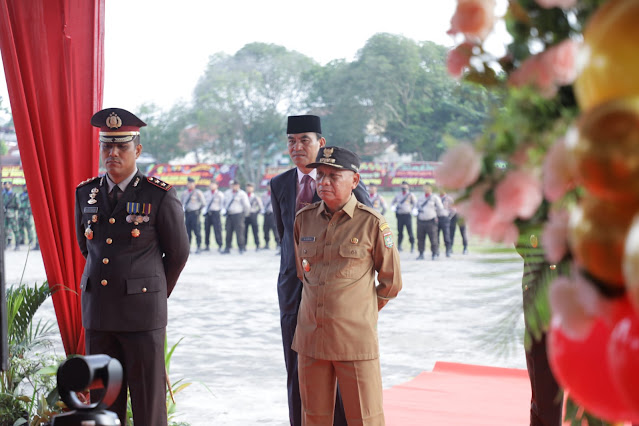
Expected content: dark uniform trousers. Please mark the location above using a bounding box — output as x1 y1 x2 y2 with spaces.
520 250 562 426
526 333 562 426
437 215 451 254
204 210 223 249
263 212 280 248
417 218 439 256
225 213 246 251
449 214 468 250
87 328 166 426
395 213 414 250
185 210 202 249
244 212 260 248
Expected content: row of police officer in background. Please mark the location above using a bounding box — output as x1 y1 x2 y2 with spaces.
368 181 469 260
179 177 280 254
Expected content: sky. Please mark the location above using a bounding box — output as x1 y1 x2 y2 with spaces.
0 0 508 118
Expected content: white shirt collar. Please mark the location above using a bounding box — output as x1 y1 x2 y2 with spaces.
106 168 138 193
296 167 317 183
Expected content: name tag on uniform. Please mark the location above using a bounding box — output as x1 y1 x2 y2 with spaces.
301 236 315 242
83 207 99 213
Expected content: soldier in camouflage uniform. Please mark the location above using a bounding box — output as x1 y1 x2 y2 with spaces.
3 181 20 250
18 188 37 249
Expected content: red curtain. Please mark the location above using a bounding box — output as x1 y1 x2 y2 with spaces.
0 0 105 356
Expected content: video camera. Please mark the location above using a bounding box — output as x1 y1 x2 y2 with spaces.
50 354 123 426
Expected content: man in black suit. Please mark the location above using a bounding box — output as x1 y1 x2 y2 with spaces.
271 115 372 426
75 108 190 426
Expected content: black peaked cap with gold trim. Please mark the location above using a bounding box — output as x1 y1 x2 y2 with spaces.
91 107 146 143
306 146 360 173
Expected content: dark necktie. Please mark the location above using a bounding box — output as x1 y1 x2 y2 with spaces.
296 174 314 212
110 185 121 210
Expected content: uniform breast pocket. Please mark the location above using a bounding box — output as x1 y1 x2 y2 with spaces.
337 245 369 279
298 245 319 283
126 276 162 295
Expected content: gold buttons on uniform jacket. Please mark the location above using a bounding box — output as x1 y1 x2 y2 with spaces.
106 238 113 244
102 258 109 265
142 287 147 293
101 279 108 286
109 218 115 224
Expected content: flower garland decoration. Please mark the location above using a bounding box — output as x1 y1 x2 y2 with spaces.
439 0 639 423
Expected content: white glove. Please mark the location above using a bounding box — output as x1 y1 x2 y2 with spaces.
391 205 397 213
411 208 418 217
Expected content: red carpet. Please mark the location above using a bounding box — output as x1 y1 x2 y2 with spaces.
383 362 532 425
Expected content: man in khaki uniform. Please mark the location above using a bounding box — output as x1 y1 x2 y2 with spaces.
293 146 402 425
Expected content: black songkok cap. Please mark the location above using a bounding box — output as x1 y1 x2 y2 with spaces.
91 108 146 144
307 146 360 173
287 115 321 134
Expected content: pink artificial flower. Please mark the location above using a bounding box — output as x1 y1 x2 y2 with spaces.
549 270 610 340
435 142 482 190
448 0 497 41
541 208 570 264
509 143 532 167
458 184 498 238
509 39 579 98
543 132 577 202
494 169 543 221
447 42 475 78
535 0 577 9
509 54 558 98
549 276 596 340
542 39 579 86
489 219 520 245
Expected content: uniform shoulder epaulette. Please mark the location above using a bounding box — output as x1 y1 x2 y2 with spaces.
147 176 172 191
295 201 321 217
76 176 100 188
357 202 384 220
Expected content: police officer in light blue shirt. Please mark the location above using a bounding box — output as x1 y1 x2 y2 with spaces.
415 184 443 260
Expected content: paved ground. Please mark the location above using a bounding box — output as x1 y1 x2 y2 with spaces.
7 237 527 425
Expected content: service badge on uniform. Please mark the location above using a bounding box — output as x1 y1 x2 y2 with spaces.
87 188 99 204
106 112 123 129
126 202 140 224
141 203 151 222
302 259 311 272
383 231 394 248
84 220 93 240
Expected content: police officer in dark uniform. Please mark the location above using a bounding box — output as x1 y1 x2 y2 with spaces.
75 108 190 426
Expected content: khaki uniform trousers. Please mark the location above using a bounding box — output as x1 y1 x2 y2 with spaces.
298 354 385 426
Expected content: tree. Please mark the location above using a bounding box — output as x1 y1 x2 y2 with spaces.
137 103 190 163
306 60 371 154
352 34 494 160
193 43 318 184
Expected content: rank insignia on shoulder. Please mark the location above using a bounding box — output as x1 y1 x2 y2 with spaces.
379 223 390 232
383 231 393 248
77 176 99 188
147 176 172 190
